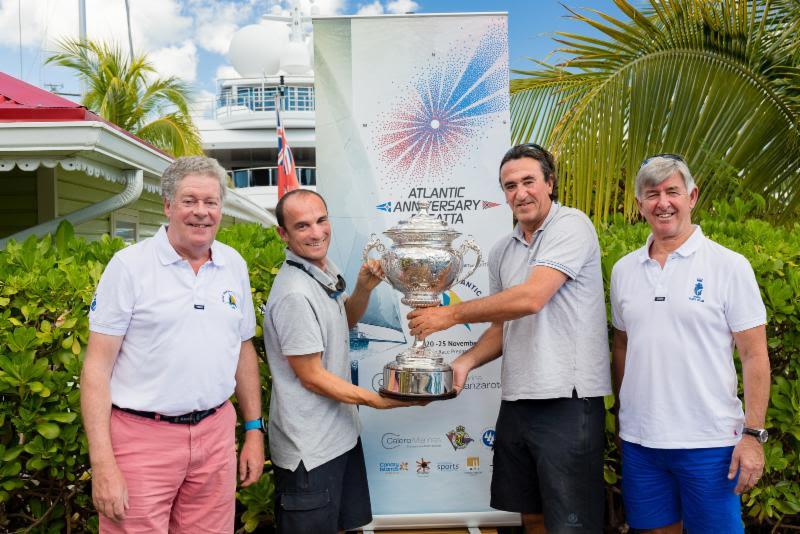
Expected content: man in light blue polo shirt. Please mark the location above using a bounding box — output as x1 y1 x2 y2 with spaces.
610 154 770 533
409 143 611 533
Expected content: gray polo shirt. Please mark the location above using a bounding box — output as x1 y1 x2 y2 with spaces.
263 249 360 471
488 202 611 400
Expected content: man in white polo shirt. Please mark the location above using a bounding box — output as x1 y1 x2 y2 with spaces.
408 143 611 533
82 156 264 533
610 154 770 533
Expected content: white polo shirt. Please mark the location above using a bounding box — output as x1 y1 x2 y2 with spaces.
89 226 256 416
610 226 766 448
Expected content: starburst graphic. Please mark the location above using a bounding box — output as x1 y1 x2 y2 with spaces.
373 23 508 183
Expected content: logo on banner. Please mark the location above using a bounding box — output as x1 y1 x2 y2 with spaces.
465 456 482 475
371 24 509 181
441 290 471 331
371 373 384 392
382 432 443 449
482 428 496 449
446 425 474 450
379 462 408 473
416 458 431 475
436 461 460 472
375 189 503 225
461 376 502 393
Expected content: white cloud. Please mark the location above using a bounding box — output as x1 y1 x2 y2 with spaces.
215 64 239 81
386 0 419 14
190 0 258 55
354 0 419 17
356 1 384 16
0 0 192 54
267 0 345 18
149 40 198 82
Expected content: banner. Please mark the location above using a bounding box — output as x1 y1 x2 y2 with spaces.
315 13 517 528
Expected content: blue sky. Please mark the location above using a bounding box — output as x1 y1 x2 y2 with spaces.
0 0 626 112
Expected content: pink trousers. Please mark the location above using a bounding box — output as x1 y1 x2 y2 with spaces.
100 401 237 534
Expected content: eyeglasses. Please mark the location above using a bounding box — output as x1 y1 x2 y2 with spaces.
640 153 685 168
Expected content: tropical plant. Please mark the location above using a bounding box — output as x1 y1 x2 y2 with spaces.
46 39 203 157
510 0 800 223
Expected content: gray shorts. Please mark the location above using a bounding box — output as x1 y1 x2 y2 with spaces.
273 439 372 533
490 393 605 533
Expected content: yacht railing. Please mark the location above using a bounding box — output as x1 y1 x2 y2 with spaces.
215 85 315 119
230 166 316 188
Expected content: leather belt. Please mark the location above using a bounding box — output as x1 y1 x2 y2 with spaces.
112 402 225 425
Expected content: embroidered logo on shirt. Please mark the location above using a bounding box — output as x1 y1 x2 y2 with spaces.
90 294 97 311
221 290 239 310
689 278 705 302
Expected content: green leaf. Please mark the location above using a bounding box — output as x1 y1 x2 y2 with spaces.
35 422 61 440
45 412 77 423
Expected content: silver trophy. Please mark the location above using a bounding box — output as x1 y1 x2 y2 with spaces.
363 201 481 400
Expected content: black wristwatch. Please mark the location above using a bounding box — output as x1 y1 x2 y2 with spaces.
742 427 768 443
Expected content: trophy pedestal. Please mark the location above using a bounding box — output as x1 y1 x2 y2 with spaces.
378 348 456 400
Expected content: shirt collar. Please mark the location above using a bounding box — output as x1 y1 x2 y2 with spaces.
285 248 341 288
155 225 225 266
638 225 704 263
511 201 561 245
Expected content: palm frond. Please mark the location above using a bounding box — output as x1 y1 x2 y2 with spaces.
511 0 800 222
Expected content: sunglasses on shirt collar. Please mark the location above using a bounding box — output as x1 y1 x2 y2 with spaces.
640 153 686 168
285 259 346 299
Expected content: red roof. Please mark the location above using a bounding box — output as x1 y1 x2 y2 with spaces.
0 71 103 121
0 72 169 157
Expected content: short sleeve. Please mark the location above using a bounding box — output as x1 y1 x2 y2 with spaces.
268 293 325 356
724 255 767 332
89 255 135 336
609 262 626 331
239 265 257 341
487 240 504 295
534 214 596 280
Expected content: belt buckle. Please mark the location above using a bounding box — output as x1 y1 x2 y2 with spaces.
190 411 204 425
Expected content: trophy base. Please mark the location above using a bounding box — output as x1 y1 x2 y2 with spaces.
379 358 456 400
379 387 457 401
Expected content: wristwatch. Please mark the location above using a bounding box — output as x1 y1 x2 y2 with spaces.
243 416 266 433
742 427 768 443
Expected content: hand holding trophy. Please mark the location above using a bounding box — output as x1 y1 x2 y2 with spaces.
362 201 481 400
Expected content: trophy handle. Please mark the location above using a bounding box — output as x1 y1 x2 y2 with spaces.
362 234 389 283
455 236 482 285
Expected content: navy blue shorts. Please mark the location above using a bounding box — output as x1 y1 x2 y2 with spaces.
490 394 606 533
622 440 743 533
273 439 372 534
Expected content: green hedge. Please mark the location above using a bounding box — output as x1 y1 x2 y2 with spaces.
0 198 798 532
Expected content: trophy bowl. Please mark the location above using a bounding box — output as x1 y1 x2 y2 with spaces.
363 201 481 400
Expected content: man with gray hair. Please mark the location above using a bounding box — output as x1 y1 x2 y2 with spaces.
82 156 264 533
610 154 770 533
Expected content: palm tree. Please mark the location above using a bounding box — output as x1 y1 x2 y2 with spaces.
46 39 203 157
511 0 800 223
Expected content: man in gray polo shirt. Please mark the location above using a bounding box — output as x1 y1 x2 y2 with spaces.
409 143 611 533
264 189 416 534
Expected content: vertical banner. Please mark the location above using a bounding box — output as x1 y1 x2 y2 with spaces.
315 13 517 527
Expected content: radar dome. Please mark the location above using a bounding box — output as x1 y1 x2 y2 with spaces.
227 22 290 77
280 40 311 75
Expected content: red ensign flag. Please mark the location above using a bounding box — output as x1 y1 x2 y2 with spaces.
275 94 299 198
